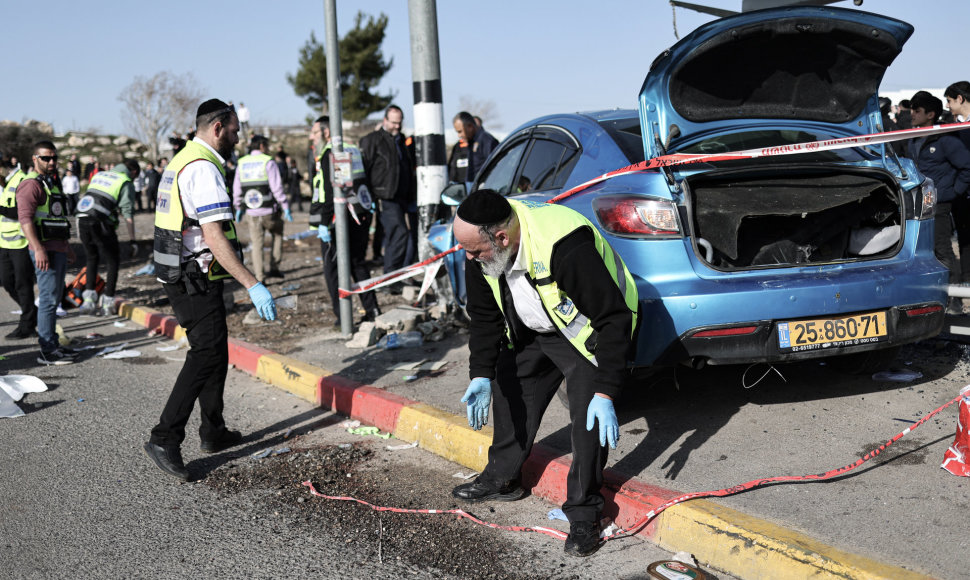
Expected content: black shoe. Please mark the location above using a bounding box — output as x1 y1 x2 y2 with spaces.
265 269 285 279
5 328 36 339
37 349 76 366
143 442 189 481
564 520 602 557
200 430 243 454
452 479 525 503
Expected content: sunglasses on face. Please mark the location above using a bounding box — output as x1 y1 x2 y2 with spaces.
35 155 58 162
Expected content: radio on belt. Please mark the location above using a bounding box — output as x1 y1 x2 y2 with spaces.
332 150 354 188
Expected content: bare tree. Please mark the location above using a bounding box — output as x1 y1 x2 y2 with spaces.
457 97 502 130
118 71 205 162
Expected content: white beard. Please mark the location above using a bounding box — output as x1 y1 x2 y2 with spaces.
479 243 513 277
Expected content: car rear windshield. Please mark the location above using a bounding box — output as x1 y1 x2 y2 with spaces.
598 118 646 164
677 129 874 164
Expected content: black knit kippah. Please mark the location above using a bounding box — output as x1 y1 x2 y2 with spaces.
456 189 512 226
197 98 231 118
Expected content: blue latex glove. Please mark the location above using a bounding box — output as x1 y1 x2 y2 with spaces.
235 209 243 222
247 282 277 321
586 395 619 449
284 209 293 222
317 225 331 243
460 377 491 430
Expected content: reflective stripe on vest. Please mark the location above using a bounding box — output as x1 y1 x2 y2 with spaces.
153 140 241 283
77 170 130 223
25 171 71 242
237 153 274 209
0 169 27 249
483 199 639 366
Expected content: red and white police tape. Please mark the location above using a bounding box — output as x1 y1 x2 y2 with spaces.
301 386 969 543
338 121 970 298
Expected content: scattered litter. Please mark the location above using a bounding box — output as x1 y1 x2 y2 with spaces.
164 356 186 362
281 283 302 291
348 426 392 439
0 375 49 419
251 449 272 459
904 360 913 366
403 375 418 382
96 343 128 356
55 323 70 346
85 333 103 339
339 420 361 429
599 521 620 539
671 551 700 567
386 441 418 451
547 508 567 521
272 447 291 456
156 344 180 352
103 350 141 359
77 399 84 403
113 321 128 328
338 443 353 449
0 356 5 361
11 309 22 315
872 369 922 382
132 262 155 276
284 229 318 240
276 295 298 310
893 417 917 424
452 471 478 480
283 428 293 439
389 360 448 372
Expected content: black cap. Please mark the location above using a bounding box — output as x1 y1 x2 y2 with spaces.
456 189 512 226
196 98 232 118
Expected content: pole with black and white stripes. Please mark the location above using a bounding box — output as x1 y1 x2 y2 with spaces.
408 0 447 261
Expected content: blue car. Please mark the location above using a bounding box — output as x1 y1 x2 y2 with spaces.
436 6 947 373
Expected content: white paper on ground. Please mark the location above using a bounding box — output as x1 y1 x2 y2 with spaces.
96 343 128 356
872 369 923 382
0 391 24 418
0 375 48 401
452 471 478 480
155 344 180 352
385 441 418 451
103 350 141 359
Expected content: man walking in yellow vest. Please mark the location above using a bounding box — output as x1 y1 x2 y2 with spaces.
76 159 140 316
0 161 37 339
232 134 292 281
144 99 277 481
451 190 639 557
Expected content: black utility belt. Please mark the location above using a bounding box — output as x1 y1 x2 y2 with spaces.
38 219 70 241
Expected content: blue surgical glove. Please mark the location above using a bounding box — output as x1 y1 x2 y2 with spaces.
247 282 277 321
317 225 331 243
235 209 243 222
586 395 619 449
460 377 491 430
284 209 293 222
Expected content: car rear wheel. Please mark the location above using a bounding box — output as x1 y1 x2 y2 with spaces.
827 346 901 375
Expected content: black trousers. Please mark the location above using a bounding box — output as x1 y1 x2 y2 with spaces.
0 246 37 333
150 279 229 447
379 199 417 272
483 331 609 524
953 196 970 283
78 218 120 296
322 213 379 320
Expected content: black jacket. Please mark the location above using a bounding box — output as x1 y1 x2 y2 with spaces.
359 128 415 202
465 227 635 399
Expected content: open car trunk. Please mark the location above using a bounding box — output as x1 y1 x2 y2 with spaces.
686 166 904 270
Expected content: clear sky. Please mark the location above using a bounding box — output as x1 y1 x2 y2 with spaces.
3 0 961 140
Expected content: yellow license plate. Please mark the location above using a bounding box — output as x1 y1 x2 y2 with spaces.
777 312 888 352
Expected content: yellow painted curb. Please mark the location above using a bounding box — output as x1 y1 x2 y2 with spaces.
255 353 328 404
654 499 932 580
394 403 492 472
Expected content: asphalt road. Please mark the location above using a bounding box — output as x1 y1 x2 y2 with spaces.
0 298 727 580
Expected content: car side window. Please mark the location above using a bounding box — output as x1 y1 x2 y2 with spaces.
516 139 566 194
476 140 527 195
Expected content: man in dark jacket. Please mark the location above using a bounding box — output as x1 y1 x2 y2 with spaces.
453 111 499 186
359 105 417 275
907 92 970 313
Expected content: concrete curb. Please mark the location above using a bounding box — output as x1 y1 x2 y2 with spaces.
117 299 931 580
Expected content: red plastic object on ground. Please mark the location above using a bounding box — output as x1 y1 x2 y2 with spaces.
942 385 970 477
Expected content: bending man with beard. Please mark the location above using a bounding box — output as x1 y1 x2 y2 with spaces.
144 99 277 481
451 190 639 557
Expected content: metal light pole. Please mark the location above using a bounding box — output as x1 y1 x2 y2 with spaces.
408 0 447 260
323 0 353 336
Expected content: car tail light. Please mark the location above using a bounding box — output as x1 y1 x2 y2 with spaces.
902 304 943 317
691 325 759 338
918 177 936 221
592 195 682 238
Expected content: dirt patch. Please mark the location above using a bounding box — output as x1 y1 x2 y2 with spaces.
204 443 578 579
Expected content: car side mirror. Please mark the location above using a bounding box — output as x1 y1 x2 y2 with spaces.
441 182 468 206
